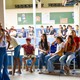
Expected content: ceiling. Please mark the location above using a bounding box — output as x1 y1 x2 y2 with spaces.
6 0 62 9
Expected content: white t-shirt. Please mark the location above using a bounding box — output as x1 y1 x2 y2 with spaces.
10 37 19 48
55 42 64 54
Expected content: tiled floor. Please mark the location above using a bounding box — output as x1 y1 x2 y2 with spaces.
10 70 80 80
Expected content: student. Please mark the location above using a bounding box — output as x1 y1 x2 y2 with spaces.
50 26 56 36
62 25 67 39
21 27 26 38
71 30 80 68
59 35 76 75
0 24 10 80
47 37 64 74
45 26 50 35
38 34 50 74
7 36 21 75
58 25 63 37
22 38 36 73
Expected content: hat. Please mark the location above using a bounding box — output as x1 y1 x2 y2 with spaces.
26 38 31 41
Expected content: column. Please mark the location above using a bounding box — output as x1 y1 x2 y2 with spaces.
33 0 36 47
74 3 80 36
0 0 6 28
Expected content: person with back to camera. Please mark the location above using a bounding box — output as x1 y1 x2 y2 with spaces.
59 35 76 75
22 38 36 73
0 23 10 80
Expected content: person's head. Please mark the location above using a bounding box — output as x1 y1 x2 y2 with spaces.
50 26 53 30
41 26 44 29
41 34 49 50
56 36 63 44
75 25 79 30
41 34 47 42
22 27 25 31
47 26 49 29
71 30 76 37
63 25 66 30
59 25 63 29
67 35 74 45
67 25 72 30
26 38 31 45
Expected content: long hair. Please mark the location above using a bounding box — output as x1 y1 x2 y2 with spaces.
68 35 74 45
40 34 49 50
56 36 63 42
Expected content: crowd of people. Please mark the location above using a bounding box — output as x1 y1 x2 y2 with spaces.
0 23 80 80
5 25 79 39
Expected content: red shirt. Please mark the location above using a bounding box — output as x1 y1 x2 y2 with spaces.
67 43 75 52
22 44 34 55
74 36 80 50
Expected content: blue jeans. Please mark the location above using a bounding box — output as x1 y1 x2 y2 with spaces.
59 52 75 67
14 45 21 58
45 54 51 68
0 47 10 80
38 53 46 69
47 55 60 72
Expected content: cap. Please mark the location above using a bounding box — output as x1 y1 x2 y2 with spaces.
26 38 31 41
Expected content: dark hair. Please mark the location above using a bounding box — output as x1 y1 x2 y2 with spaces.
40 34 49 50
72 30 76 33
63 25 66 27
68 35 74 45
56 36 63 42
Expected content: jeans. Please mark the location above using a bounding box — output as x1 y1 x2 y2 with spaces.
14 45 21 58
38 53 46 69
0 47 10 80
45 54 51 68
47 55 60 72
59 52 75 67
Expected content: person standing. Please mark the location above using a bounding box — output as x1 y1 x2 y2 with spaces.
7 36 21 75
0 24 10 80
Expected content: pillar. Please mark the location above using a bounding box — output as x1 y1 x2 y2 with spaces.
0 0 6 28
74 3 80 36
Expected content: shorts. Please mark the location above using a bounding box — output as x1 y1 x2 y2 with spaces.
24 55 36 60
14 45 21 58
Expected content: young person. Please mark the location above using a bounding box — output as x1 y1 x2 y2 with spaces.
22 38 36 73
71 30 80 68
7 36 21 75
47 37 64 74
59 35 76 75
38 34 50 74
0 24 10 80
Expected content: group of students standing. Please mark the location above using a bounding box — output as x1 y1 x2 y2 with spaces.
38 30 80 75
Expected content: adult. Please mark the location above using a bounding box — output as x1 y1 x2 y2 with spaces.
0 24 10 80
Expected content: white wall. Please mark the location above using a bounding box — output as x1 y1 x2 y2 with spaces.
6 7 74 29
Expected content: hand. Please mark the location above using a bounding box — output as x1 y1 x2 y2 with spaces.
50 53 55 56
